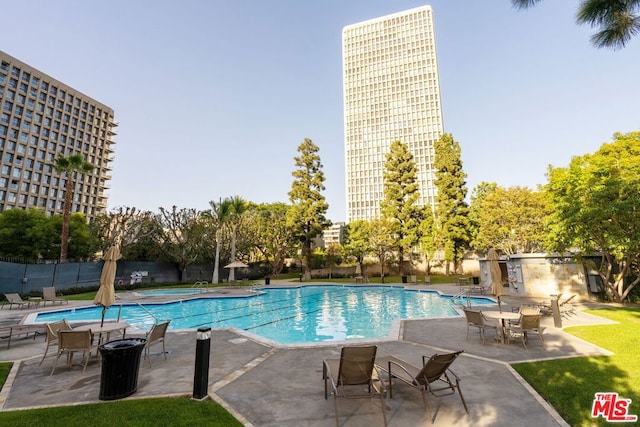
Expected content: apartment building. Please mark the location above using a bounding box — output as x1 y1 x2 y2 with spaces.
0 50 116 220
343 5 444 222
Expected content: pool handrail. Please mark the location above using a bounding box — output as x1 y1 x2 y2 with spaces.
136 302 159 325
191 281 209 292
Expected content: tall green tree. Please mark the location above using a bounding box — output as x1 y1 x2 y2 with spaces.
343 220 372 276
0 209 96 260
472 186 549 254
381 140 422 276
434 133 470 274
287 138 330 279
157 206 208 282
545 131 640 302
51 213 98 260
224 196 249 282
512 0 640 49
0 209 56 259
206 198 234 284
369 217 396 282
51 154 94 262
245 202 297 276
417 206 437 275
468 181 499 248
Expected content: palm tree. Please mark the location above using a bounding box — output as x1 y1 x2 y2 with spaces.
512 0 640 49
207 198 233 284
227 196 249 282
51 154 94 262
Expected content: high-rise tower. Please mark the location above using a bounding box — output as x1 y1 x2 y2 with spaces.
343 5 443 222
0 51 117 220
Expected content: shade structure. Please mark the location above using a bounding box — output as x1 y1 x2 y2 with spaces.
94 245 121 326
224 260 249 268
487 248 505 312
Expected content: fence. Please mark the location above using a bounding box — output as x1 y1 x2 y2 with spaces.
0 261 181 295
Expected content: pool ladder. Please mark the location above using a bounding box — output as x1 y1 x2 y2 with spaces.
191 281 209 292
452 290 471 309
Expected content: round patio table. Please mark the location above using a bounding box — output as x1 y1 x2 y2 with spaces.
482 311 520 344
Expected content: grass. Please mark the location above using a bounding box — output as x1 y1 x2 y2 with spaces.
0 393 242 426
513 307 640 426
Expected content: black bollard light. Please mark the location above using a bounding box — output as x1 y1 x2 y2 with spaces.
193 327 211 400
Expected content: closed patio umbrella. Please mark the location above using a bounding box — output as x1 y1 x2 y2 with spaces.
94 245 121 326
487 248 505 312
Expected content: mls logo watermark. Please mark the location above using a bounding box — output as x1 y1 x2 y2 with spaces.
592 392 638 422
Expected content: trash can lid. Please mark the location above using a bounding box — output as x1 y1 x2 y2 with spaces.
100 338 146 351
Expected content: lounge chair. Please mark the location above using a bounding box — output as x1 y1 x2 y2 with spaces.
375 350 468 424
539 294 575 317
143 320 170 367
505 313 545 350
463 308 497 344
39 319 73 365
1 323 46 349
2 293 30 309
559 295 577 317
50 329 97 375
42 287 68 306
323 345 387 426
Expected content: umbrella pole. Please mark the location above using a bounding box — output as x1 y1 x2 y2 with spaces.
100 306 106 327
117 304 122 322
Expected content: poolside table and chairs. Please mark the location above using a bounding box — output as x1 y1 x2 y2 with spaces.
482 311 521 344
74 321 130 345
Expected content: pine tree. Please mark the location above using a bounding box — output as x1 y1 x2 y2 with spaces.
287 138 330 278
381 140 422 276
434 133 470 274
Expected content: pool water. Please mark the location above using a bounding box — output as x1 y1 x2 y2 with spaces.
35 285 495 344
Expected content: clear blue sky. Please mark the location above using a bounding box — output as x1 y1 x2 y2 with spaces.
3 1 638 222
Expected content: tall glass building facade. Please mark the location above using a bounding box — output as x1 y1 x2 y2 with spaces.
0 51 117 220
343 5 443 222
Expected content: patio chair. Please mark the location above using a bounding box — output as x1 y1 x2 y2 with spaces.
463 308 497 344
42 287 68 306
2 293 30 309
375 350 468 424
505 313 545 350
559 295 577 317
39 319 73 365
143 320 170 367
323 345 387 426
50 329 97 375
508 305 541 325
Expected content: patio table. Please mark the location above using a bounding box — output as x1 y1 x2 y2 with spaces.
482 311 520 344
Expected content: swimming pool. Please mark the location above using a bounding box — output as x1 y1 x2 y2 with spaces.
34 285 495 345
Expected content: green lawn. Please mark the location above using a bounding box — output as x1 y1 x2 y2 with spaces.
0 362 240 426
513 307 640 426
0 393 242 426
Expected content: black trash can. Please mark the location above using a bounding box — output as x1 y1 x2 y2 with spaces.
99 338 146 401
472 277 480 285
401 275 408 283
265 277 271 285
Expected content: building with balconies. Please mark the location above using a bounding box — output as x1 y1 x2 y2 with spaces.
0 50 116 220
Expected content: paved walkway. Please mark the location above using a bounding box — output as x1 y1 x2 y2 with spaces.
0 282 618 426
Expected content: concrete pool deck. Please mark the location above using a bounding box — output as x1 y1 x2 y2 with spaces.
0 281 619 426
